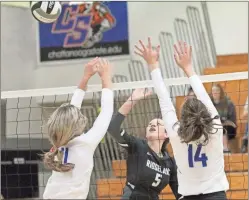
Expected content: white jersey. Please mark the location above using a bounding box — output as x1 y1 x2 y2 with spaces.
151 68 229 196
43 88 113 199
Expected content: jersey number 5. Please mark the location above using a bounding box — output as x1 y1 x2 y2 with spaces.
188 144 208 167
152 173 162 187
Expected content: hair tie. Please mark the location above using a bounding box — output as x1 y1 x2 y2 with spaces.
50 146 55 153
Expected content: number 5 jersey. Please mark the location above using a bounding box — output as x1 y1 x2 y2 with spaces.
108 112 181 200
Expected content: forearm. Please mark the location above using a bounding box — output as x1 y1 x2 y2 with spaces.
85 88 114 148
78 76 90 91
119 99 138 116
70 76 90 109
150 65 178 137
108 112 127 143
183 67 196 78
101 75 112 89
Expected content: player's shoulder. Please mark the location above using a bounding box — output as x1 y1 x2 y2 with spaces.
66 133 92 148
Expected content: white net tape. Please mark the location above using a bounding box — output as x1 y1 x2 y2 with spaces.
2 72 247 99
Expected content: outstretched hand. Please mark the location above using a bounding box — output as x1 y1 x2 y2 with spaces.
83 57 99 79
134 37 160 71
96 58 113 89
173 42 193 75
96 58 112 78
129 88 153 102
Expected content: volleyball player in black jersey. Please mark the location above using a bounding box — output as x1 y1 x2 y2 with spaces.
108 88 180 200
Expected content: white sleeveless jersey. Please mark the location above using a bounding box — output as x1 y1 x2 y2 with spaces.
151 68 229 196
43 88 113 199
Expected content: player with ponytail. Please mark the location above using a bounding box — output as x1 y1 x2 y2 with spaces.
135 38 228 200
43 57 114 199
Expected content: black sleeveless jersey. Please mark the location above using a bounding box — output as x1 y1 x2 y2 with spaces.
108 112 180 200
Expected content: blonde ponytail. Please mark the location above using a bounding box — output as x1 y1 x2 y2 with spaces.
43 147 75 172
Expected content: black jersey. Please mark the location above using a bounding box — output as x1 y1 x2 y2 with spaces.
108 112 180 200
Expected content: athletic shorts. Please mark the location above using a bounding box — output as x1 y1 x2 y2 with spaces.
223 126 236 140
121 185 159 200
180 191 227 200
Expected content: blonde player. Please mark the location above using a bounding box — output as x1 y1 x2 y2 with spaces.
135 39 229 200
43 57 114 199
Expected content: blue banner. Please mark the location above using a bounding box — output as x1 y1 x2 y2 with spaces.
38 2 129 62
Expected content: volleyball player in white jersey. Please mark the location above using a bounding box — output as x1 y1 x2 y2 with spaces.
43 57 114 199
135 38 229 200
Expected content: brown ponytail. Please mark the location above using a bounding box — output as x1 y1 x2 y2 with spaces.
176 98 224 145
43 147 75 172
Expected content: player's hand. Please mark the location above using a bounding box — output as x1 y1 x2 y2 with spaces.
97 58 112 78
174 42 193 76
83 57 99 79
97 58 112 89
129 88 153 102
134 37 160 71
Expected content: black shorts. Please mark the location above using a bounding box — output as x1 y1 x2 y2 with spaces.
223 126 236 140
121 185 159 200
181 191 227 200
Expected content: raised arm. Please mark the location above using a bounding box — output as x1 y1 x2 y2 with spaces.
70 57 99 108
173 42 220 122
134 38 178 138
108 88 152 147
84 58 114 149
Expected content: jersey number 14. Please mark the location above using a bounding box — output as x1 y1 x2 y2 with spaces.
188 144 208 167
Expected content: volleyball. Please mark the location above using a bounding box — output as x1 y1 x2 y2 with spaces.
30 1 62 23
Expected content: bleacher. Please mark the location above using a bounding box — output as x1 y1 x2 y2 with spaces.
96 54 248 200
97 154 248 199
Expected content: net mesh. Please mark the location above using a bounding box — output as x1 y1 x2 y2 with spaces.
1 71 248 199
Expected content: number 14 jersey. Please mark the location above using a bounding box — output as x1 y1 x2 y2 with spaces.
151 69 229 196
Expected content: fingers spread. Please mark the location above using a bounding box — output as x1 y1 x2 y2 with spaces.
189 45 192 57
183 42 188 54
139 40 146 51
134 51 143 57
135 45 144 54
178 41 184 54
156 45 160 54
148 37 152 50
173 49 180 63
173 44 181 57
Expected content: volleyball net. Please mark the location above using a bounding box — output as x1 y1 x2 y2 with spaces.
1 71 248 199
